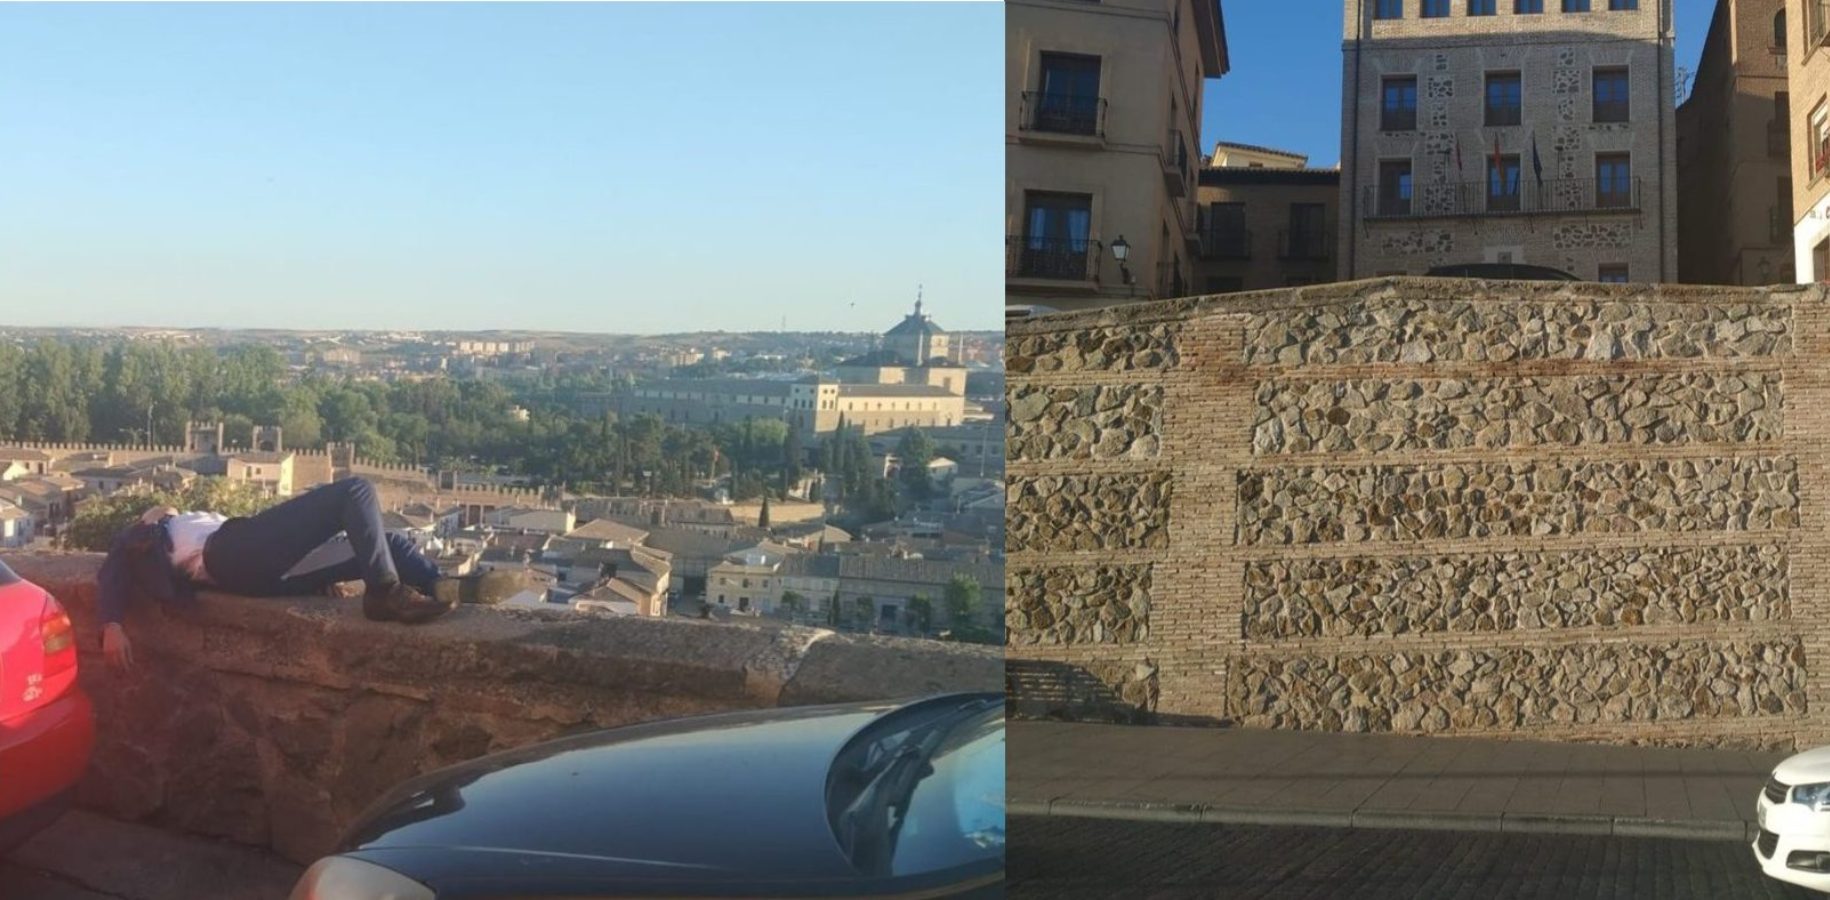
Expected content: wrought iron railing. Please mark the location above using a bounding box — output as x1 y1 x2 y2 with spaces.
1279 227 1332 260
1198 228 1252 260
1362 176 1643 219
1006 235 1102 281
1018 92 1106 138
1162 130 1190 190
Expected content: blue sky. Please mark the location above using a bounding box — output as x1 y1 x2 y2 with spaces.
1202 1 1715 168
0 2 1001 333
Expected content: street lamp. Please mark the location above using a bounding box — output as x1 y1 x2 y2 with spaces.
1110 235 1134 293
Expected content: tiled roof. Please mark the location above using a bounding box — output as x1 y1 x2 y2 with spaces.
565 518 650 544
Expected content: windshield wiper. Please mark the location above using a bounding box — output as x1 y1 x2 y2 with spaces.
836 696 999 875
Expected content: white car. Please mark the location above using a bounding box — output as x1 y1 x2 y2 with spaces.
1754 747 1830 892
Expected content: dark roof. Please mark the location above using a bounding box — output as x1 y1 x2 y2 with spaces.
637 378 796 397
1199 167 1340 187
836 384 955 397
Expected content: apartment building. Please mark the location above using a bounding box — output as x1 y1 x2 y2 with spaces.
1678 0 1792 285
1195 142 1341 292
1339 0 1678 282
1787 0 1830 279
1006 0 1230 312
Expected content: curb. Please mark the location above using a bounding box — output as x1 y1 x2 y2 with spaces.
1010 796 1755 843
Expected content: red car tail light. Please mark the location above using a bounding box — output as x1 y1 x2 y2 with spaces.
40 593 76 678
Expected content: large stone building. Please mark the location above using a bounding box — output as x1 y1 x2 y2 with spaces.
1338 0 1678 282
1195 143 1341 293
622 303 968 437
1678 0 1792 285
1788 0 1830 280
1006 0 1230 313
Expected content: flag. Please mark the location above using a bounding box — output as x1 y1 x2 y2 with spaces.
1530 132 1543 186
1491 135 1502 177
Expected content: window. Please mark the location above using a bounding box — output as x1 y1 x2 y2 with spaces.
1813 101 1830 180
1206 276 1244 293
1598 264 1629 283
1382 77 1418 131
1488 155 1522 211
1516 0 1542 10
1469 0 1496 14
1422 0 1449 16
1201 202 1249 258
1019 191 1094 278
1287 203 1327 257
1485 73 1522 126
1376 0 1403 18
1033 52 1102 135
1595 154 1632 207
1564 0 1590 10
1379 160 1414 216
1776 11 1787 51
1593 68 1629 122
1608 0 1635 8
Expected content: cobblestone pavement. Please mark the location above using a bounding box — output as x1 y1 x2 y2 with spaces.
1008 816 1821 900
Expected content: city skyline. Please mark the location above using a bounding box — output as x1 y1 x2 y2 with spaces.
0 2 1002 333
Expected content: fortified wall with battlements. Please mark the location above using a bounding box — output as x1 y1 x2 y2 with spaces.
1005 277 1826 751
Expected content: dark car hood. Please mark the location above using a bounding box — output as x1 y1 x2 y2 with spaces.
338 696 990 894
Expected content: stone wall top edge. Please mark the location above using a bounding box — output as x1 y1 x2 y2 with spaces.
6 553 1002 675
1006 278 1821 337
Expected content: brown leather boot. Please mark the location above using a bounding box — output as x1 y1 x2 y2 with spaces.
363 582 455 624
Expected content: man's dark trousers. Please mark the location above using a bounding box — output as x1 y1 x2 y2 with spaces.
202 477 440 597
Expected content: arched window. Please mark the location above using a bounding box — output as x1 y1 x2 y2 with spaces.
1777 10 1787 51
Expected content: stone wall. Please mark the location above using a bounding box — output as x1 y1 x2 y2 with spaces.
9 554 1001 864
1005 277 1830 750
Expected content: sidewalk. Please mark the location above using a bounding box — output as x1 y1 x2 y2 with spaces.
1 810 301 900
1008 721 1790 842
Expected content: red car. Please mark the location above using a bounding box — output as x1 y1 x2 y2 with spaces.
0 558 93 853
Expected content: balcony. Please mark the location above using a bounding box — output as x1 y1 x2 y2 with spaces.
1018 91 1106 140
1198 228 1253 260
1362 177 1644 220
1161 130 1190 197
1007 235 1103 284
1770 120 1791 159
1279 227 1333 261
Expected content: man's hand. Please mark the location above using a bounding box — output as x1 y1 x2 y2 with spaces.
139 505 179 525
102 623 134 672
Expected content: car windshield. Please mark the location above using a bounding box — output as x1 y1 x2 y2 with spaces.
886 704 1004 876
826 697 1005 879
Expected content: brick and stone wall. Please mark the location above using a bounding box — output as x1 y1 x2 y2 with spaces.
1005 277 1830 750
8 554 1000 864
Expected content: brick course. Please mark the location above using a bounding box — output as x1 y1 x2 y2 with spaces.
1005 277 1829 750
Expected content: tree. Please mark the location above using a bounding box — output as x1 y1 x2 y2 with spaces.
758 495 772 529
853 596 876 631
944 575 988 643
779 590 804 622
896 428 937 501
783 424 804 488
64 478 278 552
908 594 934 635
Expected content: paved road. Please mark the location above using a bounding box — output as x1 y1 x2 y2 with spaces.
0 810 301 900
1009 816 1821 900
